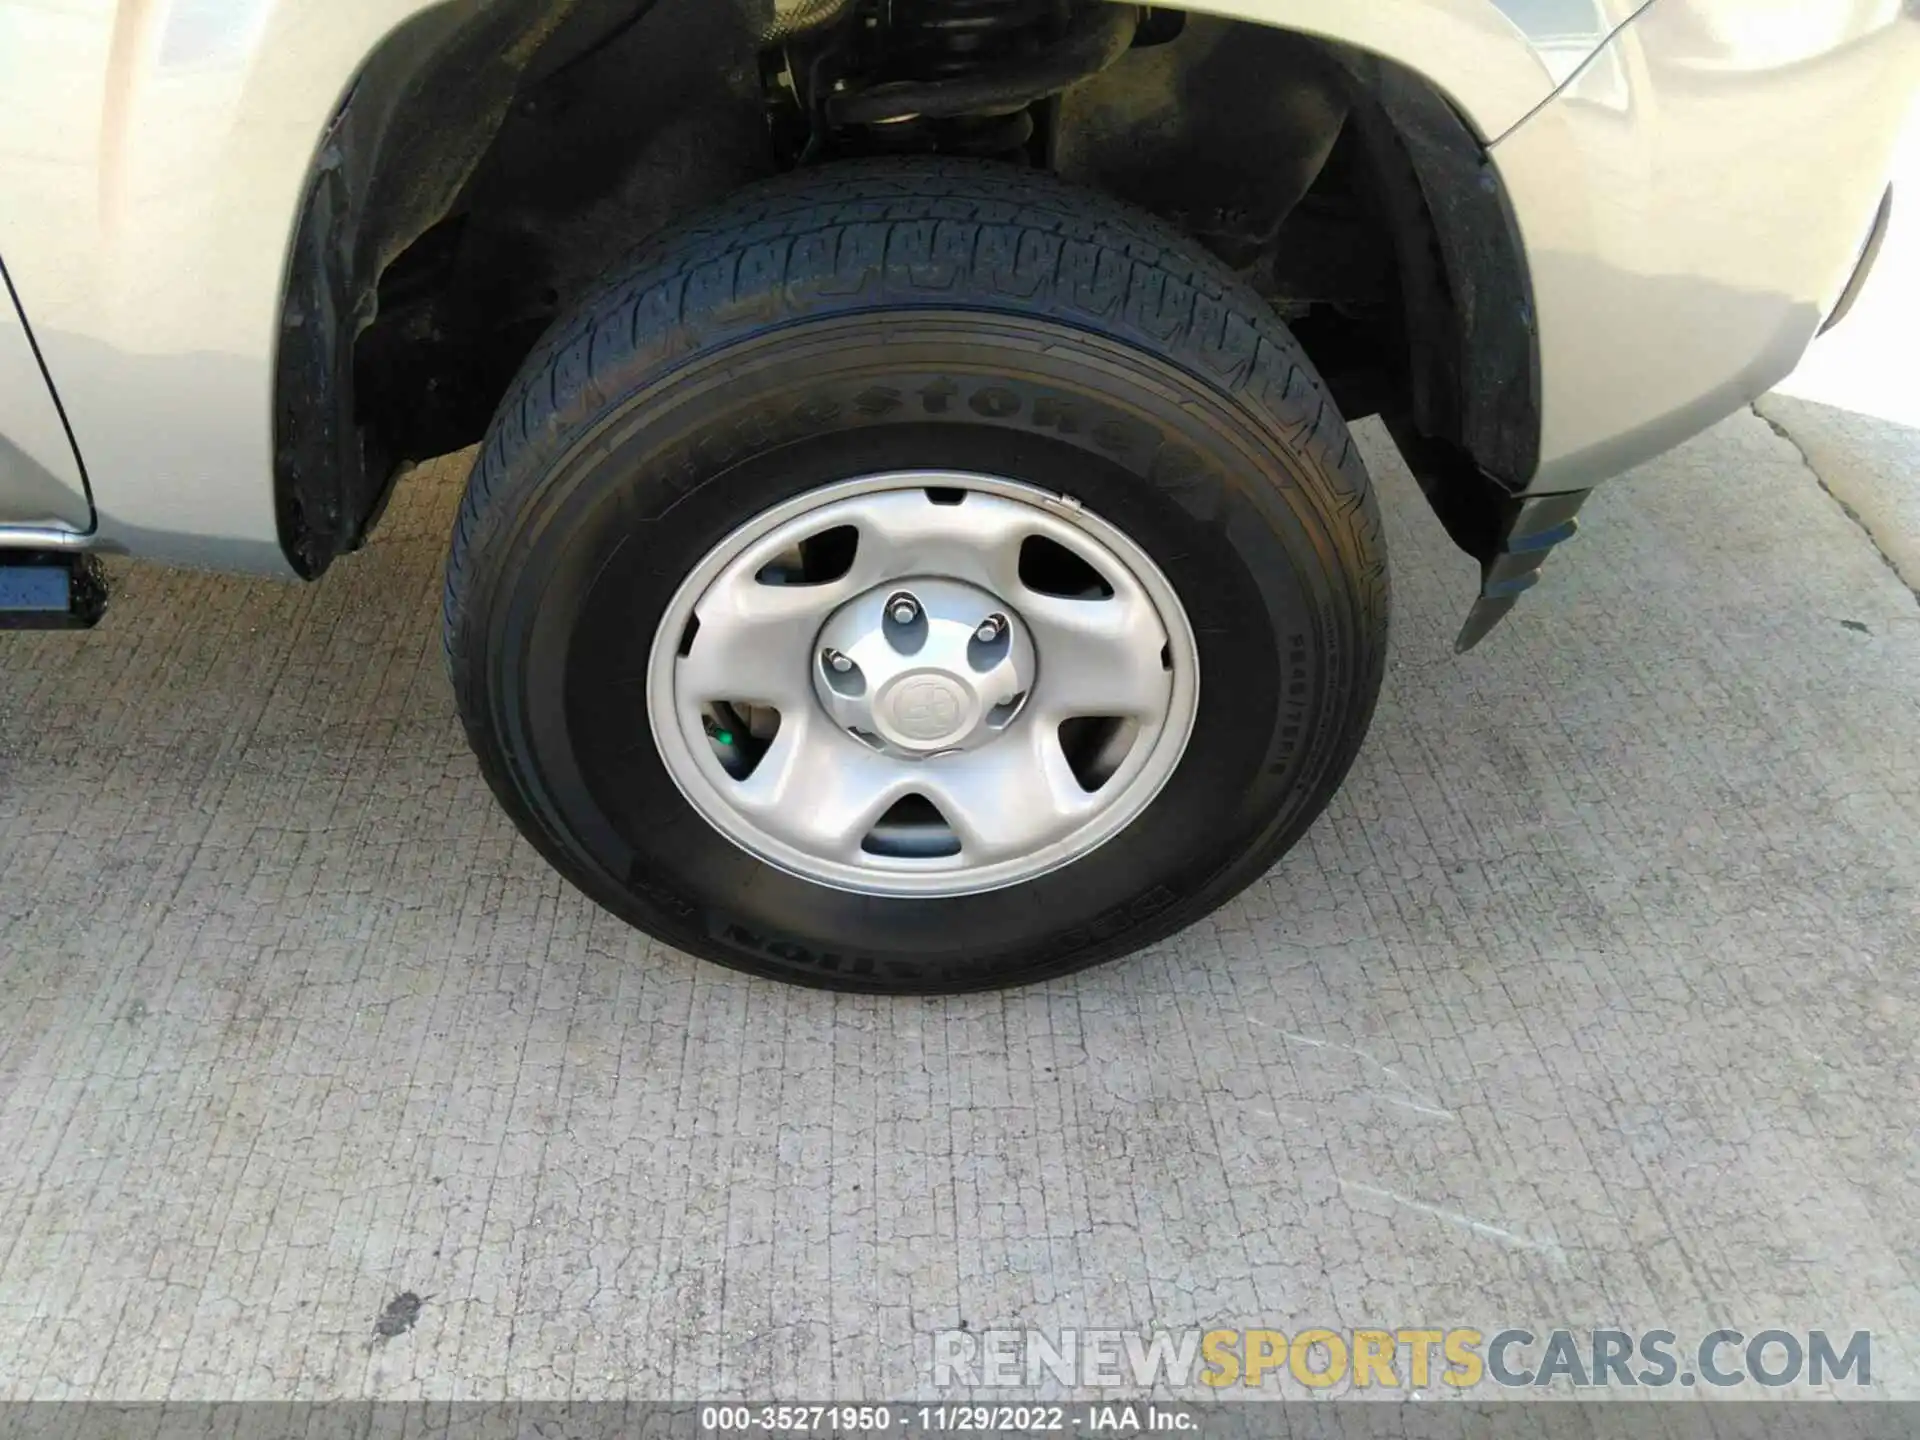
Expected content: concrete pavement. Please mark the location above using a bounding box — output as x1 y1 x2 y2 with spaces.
3 381 1917 1396
6 107 1920 1406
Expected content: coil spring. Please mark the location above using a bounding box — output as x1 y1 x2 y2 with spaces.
885 0 1055 82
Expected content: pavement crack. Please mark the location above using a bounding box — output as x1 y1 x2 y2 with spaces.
1754 402 1920 607
1336 1178 1568 1263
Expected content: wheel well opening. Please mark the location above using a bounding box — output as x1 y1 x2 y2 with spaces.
273 0 1538 577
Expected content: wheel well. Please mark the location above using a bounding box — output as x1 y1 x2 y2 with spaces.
273 0 1539 577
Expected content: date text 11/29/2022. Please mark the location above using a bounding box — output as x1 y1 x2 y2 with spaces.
699 1404 1197 1434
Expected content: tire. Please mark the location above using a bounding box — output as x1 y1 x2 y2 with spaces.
444 158 1387 993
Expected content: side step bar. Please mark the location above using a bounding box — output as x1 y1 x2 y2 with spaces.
0 552 107 630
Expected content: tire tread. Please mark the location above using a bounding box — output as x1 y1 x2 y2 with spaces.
444 158 1388 990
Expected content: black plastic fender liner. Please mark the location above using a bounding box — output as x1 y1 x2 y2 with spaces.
1335 50 1550 647
1334 52 1541 490
274 0 600 579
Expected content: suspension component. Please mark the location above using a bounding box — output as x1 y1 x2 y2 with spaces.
881 0 1056 85
829 2 1140 127
741 0 863 43
766 0 1142 161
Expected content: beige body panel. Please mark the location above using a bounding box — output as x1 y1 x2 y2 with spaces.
0 0 1912 563
1496 0 1920 490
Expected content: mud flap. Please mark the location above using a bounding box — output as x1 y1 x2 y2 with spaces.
1453 489 1587 652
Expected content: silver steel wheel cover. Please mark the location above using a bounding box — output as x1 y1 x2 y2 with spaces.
646 472 1199 897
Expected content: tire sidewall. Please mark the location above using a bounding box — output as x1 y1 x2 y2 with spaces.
455 311 1372 991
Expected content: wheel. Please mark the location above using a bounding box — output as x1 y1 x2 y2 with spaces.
444 158 1387 993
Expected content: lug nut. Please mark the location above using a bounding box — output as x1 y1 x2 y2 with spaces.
889 595 920 625
975 615 1005 643
825 650 853 673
